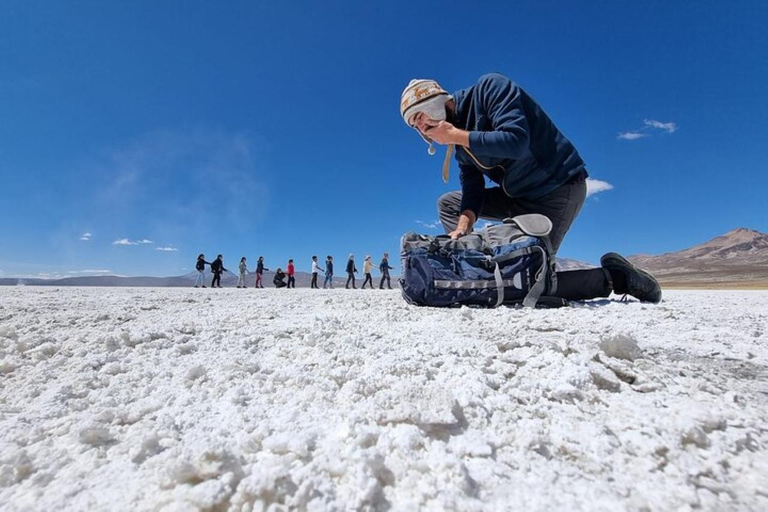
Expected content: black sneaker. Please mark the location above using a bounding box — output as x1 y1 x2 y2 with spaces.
600 252 662 303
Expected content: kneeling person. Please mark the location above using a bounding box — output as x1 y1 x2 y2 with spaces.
400 74 660 303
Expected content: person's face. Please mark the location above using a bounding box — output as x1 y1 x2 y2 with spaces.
408 111 437 137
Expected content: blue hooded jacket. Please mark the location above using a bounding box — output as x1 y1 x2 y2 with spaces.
452 73 587 216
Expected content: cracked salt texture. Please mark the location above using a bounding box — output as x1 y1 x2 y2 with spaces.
0 287 767 511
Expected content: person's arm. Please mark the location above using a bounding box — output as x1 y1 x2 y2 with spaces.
451 163 484 238
466 74 530 160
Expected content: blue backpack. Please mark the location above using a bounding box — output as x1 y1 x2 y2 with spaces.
399 214 561 308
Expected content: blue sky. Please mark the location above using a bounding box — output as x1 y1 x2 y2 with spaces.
1 1 766 278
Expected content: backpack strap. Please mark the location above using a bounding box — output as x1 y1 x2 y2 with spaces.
523 245 549 308
492 259 504 308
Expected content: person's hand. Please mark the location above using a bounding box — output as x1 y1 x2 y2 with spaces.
449 228 467 240
424 120 457 145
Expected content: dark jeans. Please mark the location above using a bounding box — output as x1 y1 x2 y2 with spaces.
361 273 373 288
379 271 391 289
346 273 356 288
287 275 295 288
437 179 611 301
311 273 319 288
211 272 222 287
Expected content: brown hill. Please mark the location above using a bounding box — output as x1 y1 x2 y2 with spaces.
629 228 768 288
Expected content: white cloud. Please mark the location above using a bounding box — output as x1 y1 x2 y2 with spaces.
112 238 137 246
79 232 92 241
619 119 678 141
644 119 677 133
586 178 614 198
67 269 112 274
156 247 178 252
112 238 154 246
96 129 269 243
617 131 647 141
415 220 441 230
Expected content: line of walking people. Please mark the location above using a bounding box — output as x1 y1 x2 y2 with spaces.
194 253 394 289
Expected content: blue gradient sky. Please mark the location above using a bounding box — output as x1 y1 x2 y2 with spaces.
1 1 766 278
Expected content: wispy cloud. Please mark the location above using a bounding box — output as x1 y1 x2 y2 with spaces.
586 178 614 197
97 129 269 242
415 220 441 230
156 247 178 252
79 232 92 241
644 119 677 133
67 269 112 274
617 131 647 141
112 238 138 246
112 238 154 246
618 119 678 140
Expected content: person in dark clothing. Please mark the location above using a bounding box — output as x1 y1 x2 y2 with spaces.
345 254 357 289
195 254 210 288
210 254 228 288
399 75 661 303
273 268 287 289
255 256 268 288
287 259 296 288
310 256 324 289
323 256 334 289
379 252 394 290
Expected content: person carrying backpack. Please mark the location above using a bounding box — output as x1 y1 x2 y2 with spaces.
210 254 227 288
237 257 249 288
379 252 394 290
287 259 296 288
400 74 661 303
345 254 357 289
255 256 268 288
194 254 210 288
323 256 334 289
310 256 324 289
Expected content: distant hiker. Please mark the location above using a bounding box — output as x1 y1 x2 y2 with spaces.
323 255 334 289
255 256 268 288
345 254 358 289
237 257 249 288
273 268 287 288
379 252 394 289
287 259 296 288
310 256 324 289
400 74 661 302
210 254 227 288
361 255 375 289
194 253 210 288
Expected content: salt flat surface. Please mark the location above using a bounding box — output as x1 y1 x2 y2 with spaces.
1 287 767 511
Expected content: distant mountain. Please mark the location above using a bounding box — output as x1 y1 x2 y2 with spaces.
555 258 596 271
629 228 768 287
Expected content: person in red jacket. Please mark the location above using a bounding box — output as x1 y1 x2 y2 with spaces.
287 259 296 288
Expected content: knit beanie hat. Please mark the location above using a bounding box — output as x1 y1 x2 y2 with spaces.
400 79 454 183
